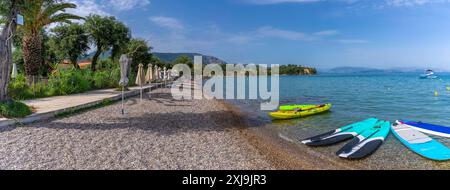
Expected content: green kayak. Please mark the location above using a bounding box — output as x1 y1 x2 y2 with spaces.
279 104 322 111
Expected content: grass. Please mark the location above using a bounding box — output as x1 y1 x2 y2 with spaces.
0 100 33 118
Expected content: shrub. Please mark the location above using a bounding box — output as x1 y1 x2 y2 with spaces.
8 59 131 100
8 74 34 100
97 59 116 71
92 70 111 89
0 100 32 118
48 69 92 95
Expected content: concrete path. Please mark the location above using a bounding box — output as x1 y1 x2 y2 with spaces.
0 83 166 127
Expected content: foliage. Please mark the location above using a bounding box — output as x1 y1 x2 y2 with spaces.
18 0 83 76
8 74 33 100
18 0 83 36
84 14 130 71
150 56 167 68
0 100 32 118
110 21 131 61
172 55 193 68
13 48 25 73
49 23 89 69
9 63 123 100
47 69 92 95
278 64 317 75
126 38 152 71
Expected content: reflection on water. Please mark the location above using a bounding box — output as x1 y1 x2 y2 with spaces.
227 74 450 169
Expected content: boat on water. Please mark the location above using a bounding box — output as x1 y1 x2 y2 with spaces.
419 69 438 79
269 104 332 120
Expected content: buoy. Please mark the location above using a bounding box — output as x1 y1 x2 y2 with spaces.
435 91 439 96
447 86 450 91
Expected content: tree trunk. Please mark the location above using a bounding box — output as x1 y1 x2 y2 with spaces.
70 57 80 69
0 1 18 102
23 33 43 77
91 49 102 72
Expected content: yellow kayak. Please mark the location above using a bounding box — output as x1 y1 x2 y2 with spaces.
269 104 332 120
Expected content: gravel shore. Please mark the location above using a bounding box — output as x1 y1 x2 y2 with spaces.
0 87 274 170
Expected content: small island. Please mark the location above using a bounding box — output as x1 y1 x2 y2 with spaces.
278 64 317 75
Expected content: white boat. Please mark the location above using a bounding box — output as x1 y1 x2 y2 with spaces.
419 70 437 79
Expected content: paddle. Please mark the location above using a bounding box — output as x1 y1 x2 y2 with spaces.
292 104 326 112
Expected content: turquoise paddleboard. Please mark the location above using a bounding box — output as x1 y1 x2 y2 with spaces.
302 118 379 146
391 121 450 161
336 120 391 159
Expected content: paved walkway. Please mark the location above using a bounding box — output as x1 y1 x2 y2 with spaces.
0 83 166 127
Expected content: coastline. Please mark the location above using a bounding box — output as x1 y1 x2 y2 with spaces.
219 100 358 170
3 79 444 170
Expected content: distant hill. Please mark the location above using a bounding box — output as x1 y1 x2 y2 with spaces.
152 52 228 65
80 51 228 65
79 51 111 61
322 66 442 74
324 67 384 74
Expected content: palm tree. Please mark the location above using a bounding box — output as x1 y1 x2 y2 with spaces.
19 0 82 79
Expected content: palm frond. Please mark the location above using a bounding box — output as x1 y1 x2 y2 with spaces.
45 13 83 25
40 3 79 21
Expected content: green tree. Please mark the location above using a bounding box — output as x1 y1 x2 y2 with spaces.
49 23 89 69
172 55 193 68
111 21 131 61
150 56 167 68
18 0 83 77
84 14 130 72
126 38 152 71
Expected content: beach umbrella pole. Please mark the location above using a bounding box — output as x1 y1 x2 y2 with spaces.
121 86 124 115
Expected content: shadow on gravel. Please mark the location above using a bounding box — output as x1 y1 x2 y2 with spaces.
16 110 263 136
2 92 264 135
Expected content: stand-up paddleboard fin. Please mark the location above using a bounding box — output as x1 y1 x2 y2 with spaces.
301 118 378 147
336 121 390 159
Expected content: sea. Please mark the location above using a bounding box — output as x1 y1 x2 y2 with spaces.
225 73 450 169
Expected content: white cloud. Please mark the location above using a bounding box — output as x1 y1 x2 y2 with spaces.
314 30 339 36
68 0 110 17
256 26 313 41
150 16 184 30
336 39 369 44
386 0 435 7
67 0 150 16
108 0 150 11
244 0 450 7
244 0 321 4
226 27 343 44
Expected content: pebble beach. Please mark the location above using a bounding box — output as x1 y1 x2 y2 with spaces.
0 87 276 170
3 82 445 170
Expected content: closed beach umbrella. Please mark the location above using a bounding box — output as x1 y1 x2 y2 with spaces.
157 66 161 79
145 64 153 83
136 63 145 86
163 67 167 80
154 65 158 79
119 55 130 87
11 63 18 79
119 55 130 115
136 63 146 101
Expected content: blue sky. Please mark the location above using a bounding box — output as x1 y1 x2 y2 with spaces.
68 0 450 70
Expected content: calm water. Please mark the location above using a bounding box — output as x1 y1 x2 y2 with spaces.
226 73 450 169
